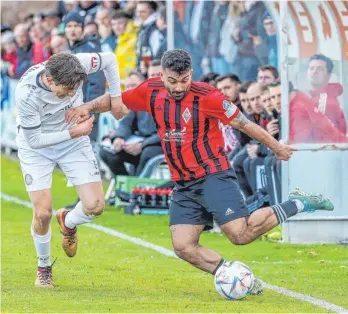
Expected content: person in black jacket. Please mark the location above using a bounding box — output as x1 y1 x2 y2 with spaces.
64 12 106 143
99 71 163 176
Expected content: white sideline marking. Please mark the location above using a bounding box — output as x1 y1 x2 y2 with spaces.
1 193 347 313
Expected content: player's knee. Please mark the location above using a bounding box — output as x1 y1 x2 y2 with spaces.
33 208 52 225
173 244 195 262
229 235 250 245
83 198 105 216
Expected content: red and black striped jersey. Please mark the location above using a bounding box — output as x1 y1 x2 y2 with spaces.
122 77 240 181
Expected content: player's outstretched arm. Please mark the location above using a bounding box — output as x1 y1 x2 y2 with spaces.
66 94 130 124
229 111 297 161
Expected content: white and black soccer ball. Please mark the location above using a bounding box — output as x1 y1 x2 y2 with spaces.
214 261 255 300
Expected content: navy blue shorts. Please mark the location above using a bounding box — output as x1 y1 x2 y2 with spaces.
169 169 249 230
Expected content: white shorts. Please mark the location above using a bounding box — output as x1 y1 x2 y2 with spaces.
17 137 101 192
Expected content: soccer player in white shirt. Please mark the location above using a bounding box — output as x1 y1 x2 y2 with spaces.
16 52 128 288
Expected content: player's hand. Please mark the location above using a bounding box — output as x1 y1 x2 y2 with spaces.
124 143 142 156
66 107 90 125
274 144 297 161
69 115 95 138
113 138 125 152
266 119 279 137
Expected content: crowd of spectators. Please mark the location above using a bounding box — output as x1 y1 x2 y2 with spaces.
1 0 347 212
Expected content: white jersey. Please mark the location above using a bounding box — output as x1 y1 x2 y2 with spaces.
15 53 121 150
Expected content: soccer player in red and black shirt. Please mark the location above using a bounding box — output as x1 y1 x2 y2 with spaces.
67 49 334 291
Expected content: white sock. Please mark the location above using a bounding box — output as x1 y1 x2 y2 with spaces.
64 201 92 229
31 226 51 268
293 199 305 212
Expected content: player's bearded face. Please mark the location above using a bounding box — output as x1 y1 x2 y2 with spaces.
161 69 192 100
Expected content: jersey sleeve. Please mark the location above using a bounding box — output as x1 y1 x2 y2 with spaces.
76 52 103 75
76 52 121 97
202 89 240 125
121 80 149 112
16 85 71 149
16 85 41 129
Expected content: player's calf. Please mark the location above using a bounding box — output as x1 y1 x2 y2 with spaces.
82 197 105 217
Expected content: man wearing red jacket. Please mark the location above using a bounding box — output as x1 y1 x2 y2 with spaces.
307 54 346 135
290 89 348 144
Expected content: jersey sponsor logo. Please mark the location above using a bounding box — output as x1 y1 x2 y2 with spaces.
164 127 186 143
91 56 98 69
58 104 73 112
225 208 235 216
182 107 191 124
19 65 41 82
25 174 33 186
155 104 162 111
223 100 238 118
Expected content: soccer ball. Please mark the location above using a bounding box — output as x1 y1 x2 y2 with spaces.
214 261 255 300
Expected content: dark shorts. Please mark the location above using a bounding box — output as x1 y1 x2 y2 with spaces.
169 169 249 230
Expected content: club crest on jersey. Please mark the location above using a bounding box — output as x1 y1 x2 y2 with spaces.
91 56 98 69
182 107 191 124
223 100 238 118
164 127 186 143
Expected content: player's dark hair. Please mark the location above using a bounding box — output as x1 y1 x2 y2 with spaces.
258 65 279 79
149 59 161 67
239 81 253 94
45 52 87 89
215 74 241 84
161 49 192 75
309 54 333 73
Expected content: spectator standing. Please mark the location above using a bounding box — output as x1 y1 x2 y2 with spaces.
234 1 268 81
135 1 162 68
111 9 139 85
182 0 214 80
41 11 61 34
83 21 99 37
219 1 242 74
72 1 100 20
253 12 278 69
205 0 229 75
12 24 33 79
64 12 106 143
95 8 116 52
50 35 68 54
1 32 17 78
257 65 279 87
154 6 167 60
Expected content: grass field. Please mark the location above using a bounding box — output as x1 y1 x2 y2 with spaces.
1 156 348 313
